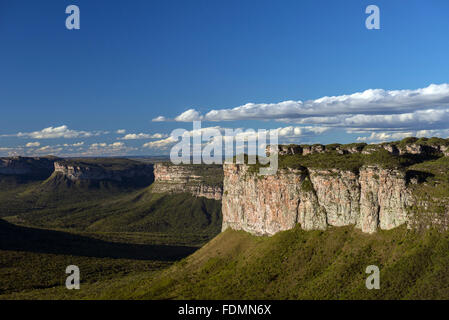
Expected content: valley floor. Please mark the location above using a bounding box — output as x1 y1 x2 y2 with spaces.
0 220 201 299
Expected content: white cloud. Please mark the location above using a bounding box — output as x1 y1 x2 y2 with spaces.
90 142 126 150
84 141 136 156
110 142 125 148
341 108 449 129
62 142 84 147
25 142 40 147
152 116 167 122
90 143 107 148
143 136 178 149
151 110 203 122
119 133 168 140
356 129 449 143
164 84 449 123
175 109 203 122
9 125 99 139
356 132 414 142
142 125 329 149
116 129 126 134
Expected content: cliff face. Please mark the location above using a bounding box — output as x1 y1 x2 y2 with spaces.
0 157 55 178
268 140 449 157
152 163 223 200
53 160 153 183
222 164 412 235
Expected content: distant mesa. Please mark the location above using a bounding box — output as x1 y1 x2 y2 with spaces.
0 156 57 179
152 162 223 200
53 158 154 183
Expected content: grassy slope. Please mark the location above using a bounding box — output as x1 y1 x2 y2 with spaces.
407 156 449 227
129 226 449 300
4 185 222 238
4 225 449 300
1 173 222 238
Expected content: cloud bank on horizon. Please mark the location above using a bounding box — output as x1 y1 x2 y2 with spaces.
2 84 449 157
154 83 449 125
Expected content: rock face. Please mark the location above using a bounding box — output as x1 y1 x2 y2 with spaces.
222 165 326 235
266 140 449 157
0 156 55 177
53 160 153 183
222 164 412 235
152 163 223 200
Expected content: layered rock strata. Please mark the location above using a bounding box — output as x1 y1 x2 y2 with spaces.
152 163 223 200
222 164 411 235
53 161 153 182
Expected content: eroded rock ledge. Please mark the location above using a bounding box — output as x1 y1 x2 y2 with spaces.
53 159 154 183
152 162 223 200
222 164 412 235
0 156 56 178
268 137 449 157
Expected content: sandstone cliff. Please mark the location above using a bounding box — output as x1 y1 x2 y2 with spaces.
152 162 223 200
0 156 56 178
222 164 412 235
224 137 449 236
53 159 154 184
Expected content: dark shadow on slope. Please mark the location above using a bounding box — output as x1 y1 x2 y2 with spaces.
0 219 197 261
406 170 435 184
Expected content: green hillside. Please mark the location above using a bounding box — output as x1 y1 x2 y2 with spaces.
123 226 449 300
3 185 221 237
0 157 222 237
3 225 449 300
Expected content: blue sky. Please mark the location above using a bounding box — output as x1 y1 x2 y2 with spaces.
1 0 449 156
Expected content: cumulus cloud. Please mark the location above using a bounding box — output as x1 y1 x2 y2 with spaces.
142 125 329 149
341 108 449 130
116 129 126 134
28 145 63 155
142 136 178 149
3 125 101 139
119 133 168 140
162 84 449 123
83 141 136 156
174 109 203 122
356 129 449 143
89 142 126 149
152 116 167 122
90 142 107 148
25 142 40 147
72 142 84 147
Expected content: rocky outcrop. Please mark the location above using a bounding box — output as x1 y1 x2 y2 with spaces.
53 160 153 182
0 156 55 177
222 164 412 235
266 139 449 157
152 163 223 200
358 167 410 233
308 169 360 227
222 165 326 235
